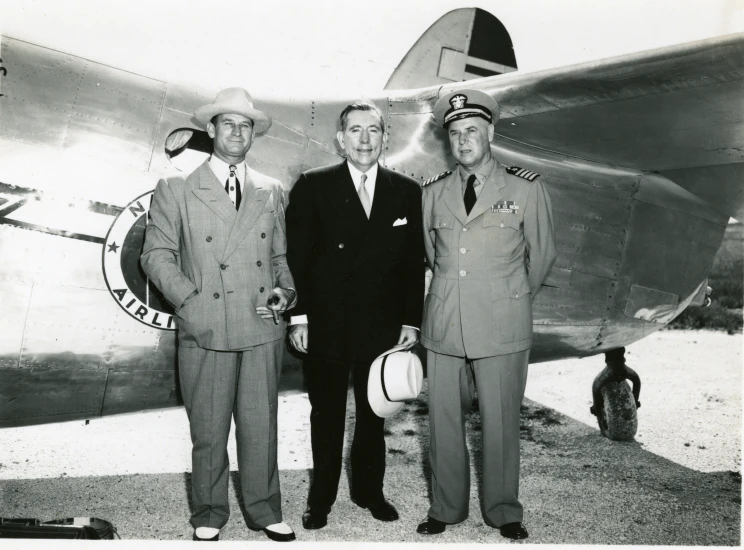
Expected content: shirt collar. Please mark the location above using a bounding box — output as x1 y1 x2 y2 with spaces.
458 157 495 187
209 155 247 184
347 161 379 191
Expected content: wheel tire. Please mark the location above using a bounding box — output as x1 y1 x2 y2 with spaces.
597 380 638 441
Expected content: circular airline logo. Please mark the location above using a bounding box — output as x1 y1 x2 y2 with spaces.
102 191 175 330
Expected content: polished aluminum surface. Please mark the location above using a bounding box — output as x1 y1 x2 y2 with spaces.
0 31 736 426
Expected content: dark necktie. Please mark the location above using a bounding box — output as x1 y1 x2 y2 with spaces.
226 164 242 211
464 174 477 215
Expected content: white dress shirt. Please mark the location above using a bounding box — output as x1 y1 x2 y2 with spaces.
209 156 246 207
347 161 378 203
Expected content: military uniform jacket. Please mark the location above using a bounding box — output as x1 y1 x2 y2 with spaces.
141 160 294 351
421 160 556 359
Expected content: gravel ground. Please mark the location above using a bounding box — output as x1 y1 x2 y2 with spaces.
0 330 740 548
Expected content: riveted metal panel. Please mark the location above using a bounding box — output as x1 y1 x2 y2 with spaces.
101 369 180 416
0 367 107 427
62 61 166 171
0 224 108 290
0 37 83 148
625 285 679 324
385 110 450 181
534 270 613 327
19 283 160 369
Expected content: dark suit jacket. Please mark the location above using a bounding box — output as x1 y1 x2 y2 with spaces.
286 161 424 363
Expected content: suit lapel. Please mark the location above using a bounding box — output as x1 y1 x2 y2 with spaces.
191 161 237 226
349 166 401 273
464 162 507 224
336 161 368 221
443 172 468 226
222 167 271 260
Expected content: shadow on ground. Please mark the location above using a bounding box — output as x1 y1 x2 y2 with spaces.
1 384 740 544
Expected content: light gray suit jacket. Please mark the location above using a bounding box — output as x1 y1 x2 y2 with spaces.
141 160 294 350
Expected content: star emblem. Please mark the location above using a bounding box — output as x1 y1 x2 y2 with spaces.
108 241 120 253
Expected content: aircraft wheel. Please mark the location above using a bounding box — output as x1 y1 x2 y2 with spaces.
596 379 638 441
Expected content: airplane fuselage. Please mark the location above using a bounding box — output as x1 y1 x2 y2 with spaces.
0 36 726 427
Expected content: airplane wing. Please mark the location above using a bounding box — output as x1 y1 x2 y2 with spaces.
467 33 744 221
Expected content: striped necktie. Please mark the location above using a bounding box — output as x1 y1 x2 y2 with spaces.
226 164 242 210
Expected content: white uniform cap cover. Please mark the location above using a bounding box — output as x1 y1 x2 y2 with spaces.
433 88 500 128
368 348 424 418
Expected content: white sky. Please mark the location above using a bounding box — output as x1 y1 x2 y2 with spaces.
1 0 743 98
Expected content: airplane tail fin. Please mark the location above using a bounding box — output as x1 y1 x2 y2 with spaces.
384 8 517 90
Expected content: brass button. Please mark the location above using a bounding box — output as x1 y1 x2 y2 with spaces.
462 227 468 232
260 287 265 293
220 264 227 270
500 223 504 228
257 261 262 267
206 236 212 242
338 243 345 249
460 248 466 254
261 232 266 238
459 270 466 277
213 293 220 299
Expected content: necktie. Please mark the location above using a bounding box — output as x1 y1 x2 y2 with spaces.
226 164 242 210
464 174 477 215
358 173 371 218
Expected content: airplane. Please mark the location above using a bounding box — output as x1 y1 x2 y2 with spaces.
0 4 741 443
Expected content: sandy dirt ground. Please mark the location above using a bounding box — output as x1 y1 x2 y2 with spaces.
0 329 740 548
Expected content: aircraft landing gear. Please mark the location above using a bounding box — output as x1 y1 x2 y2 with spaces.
590 347 641 441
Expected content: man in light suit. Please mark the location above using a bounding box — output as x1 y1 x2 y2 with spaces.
416 89 557 539
285 101 424 530
141 88 296 542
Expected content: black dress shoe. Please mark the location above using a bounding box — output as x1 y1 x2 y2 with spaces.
302 508 328 530
354 498 399 521
416 516 446 535
192 531 219 541
262 525 296 542
500 522 529 540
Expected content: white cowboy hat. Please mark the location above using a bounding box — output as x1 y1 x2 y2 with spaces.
194 87 272 135
368 348 424 418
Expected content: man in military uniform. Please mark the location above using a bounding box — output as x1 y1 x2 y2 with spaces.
416 89 557 539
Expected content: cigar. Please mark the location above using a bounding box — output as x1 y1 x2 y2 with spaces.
267 294 281 324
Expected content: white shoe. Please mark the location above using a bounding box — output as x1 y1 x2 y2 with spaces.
263 522 296 542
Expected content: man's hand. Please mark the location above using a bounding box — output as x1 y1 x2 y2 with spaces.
256 287 296 322
288 323 309 354
396 326 419 351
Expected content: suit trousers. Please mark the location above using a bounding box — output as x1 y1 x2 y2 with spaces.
178 340 283 530
305 357 386 511
426 349 529 527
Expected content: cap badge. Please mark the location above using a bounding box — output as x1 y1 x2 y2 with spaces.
450 94 467 110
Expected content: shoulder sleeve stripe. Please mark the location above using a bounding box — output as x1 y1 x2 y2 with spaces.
423 170 452 186
506 166 540 182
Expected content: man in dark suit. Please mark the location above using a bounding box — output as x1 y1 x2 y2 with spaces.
285 100 424 530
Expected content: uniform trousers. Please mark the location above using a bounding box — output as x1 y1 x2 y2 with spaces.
178 340 283 530
305 357 386 511
426 349 529 527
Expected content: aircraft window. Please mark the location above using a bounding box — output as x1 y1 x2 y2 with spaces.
165 128 212 173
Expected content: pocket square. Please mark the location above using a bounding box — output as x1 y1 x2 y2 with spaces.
393 217 407 226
